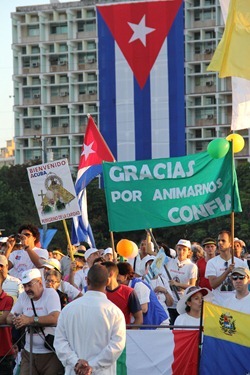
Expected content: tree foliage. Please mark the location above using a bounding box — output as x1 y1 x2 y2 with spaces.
0 161 249 251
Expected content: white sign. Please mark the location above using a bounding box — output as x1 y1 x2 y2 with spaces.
27 159 80 225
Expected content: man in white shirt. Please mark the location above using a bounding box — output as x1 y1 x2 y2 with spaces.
54 264 126 375
7 268 64 375
205 230 248 305
74 248 100 291
222 267 250 313
5 224 48 280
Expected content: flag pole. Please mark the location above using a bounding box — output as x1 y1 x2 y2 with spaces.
62 219 74 261
145 229 180 301
230 139 235 264
110 231 116 260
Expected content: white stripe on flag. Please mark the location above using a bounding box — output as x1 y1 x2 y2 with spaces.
115 44 135 161
151 39 170 158
125 329 174 374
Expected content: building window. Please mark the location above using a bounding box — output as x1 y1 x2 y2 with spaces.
32 77 40 85
31 45 40 54
87 73 97 82
59 75 68 83
86 40 96 50
22 46 26 54
28 25 39 37
59 43 68 52
50 23 68 35
86 9 96 18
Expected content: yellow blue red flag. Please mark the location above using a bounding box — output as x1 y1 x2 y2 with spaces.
200 301 250 374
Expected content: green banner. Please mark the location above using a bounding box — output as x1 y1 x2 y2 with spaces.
103 150 242 232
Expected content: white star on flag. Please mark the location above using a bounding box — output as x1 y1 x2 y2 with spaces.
128 15 155 47
81 141 95 161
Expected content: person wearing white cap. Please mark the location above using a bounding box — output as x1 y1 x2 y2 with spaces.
6 268 64 375
205 230 248 306
174 286 209 327
103 247 116 262
74 248 100 292
43 258 83 302
161 239 198 325
221 267 250 313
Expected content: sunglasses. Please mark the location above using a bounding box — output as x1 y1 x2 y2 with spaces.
231 275 246 280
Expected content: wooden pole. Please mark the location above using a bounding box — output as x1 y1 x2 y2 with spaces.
230 139 235 264
110 231 116 260
62 219 74 261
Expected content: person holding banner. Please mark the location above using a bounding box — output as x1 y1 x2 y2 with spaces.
163 239 198 325
205 230 248 305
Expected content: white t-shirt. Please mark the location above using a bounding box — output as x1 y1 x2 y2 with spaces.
11 288 61 353
127 254 149 277
162 258 198 308
74 267 89 292
59 280 81 300
9 247 48 280
205 255 248 305
128 279 150 304
174 313 200 328
221 293 250 314
150 275 173 314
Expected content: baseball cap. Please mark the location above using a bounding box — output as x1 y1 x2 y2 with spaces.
231 267 250 278
0 255 8 266
177 286 209 314
21 269 42 284
104 247 113 255
177 239 191 249
43 259 61 273
85 248 99 261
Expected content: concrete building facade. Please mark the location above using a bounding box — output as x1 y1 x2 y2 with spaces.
11 0 249 170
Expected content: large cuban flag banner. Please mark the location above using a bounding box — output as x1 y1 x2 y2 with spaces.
97 0 185 161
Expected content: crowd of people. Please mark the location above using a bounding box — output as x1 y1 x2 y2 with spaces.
0 224 249 374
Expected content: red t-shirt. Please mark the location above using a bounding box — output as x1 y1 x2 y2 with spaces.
197 258 212 290
106 284 141 324
0 291 14 356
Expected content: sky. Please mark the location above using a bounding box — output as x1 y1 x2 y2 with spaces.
0 0 76 148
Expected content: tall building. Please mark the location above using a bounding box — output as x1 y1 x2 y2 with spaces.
11 0 249 171
185 0 249 162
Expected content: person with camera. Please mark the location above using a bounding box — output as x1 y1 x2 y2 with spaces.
6 268 64 375
4 224 48 280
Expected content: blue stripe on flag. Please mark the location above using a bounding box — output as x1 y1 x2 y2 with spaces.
168 3 185 157
75 165 103 195
134 77 152 160
200 336 250 375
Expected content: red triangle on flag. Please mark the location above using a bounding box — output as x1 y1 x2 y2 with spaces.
97 0 182 89
78 116 115 170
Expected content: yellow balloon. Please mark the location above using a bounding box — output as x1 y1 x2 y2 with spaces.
226 134 245 153
116 239 133 258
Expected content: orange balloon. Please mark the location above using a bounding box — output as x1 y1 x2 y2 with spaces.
127 241 139 259
116 239 133 257
226 133 245 153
